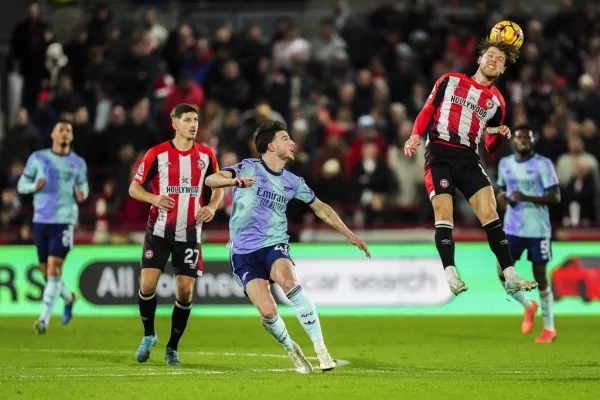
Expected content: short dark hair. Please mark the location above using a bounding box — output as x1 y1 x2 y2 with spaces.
253 121 287 154
170 103 198 120
478 38 519 64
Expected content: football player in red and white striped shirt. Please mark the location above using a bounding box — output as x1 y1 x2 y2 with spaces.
128 103 224 365
404 39 537 297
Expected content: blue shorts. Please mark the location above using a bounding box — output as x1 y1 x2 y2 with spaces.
230 244 294 289
33 223 74 263
507 235 552 266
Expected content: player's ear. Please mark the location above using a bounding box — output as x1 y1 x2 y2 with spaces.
267 142 275 152
171 119 178 131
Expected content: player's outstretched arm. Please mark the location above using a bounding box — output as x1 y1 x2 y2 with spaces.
205 170 256 188
309 198 371 258
129 180 175 211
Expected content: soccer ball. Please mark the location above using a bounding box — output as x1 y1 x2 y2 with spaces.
490 20 524 50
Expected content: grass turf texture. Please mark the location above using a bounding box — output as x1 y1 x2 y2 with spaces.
0 316 598 399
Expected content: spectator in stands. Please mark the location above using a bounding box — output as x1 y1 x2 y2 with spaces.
581 119 600 163
556 135 600 186
126 98 159 152
1 108 41 169
64 25 89 93
351 141 394 227
272 22 311 70
0 188 22 226
52 74 83 115
346 115 387 178
162 71 205 131
184 38 214 85
72 106 94 162
312 17 348 77
535 122 568 164
208 59 251 110
562 160 598 227
10 223 35 245
388 120 424 207
11 2 54 111
143 8 168 50
87 2 112 47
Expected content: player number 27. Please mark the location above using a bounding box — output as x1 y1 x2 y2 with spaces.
184 248 200 266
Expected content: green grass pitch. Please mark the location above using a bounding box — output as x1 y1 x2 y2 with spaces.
1 316 599 399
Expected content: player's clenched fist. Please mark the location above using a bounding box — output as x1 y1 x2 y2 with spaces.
232 177 256 188
151 194 176 210
404 135 421 157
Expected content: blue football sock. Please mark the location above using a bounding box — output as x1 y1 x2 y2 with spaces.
262 315 294 351
40 277 61 323
286 285 326 352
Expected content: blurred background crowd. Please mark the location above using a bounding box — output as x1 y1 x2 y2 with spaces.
0 0 599 244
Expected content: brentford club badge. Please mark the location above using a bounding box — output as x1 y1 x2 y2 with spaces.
197 160 205 170
145 250 154 259
440 179 449 188
486 99 494 109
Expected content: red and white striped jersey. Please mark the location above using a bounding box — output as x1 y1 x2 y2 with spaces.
134 141 219 243
418 72 506 154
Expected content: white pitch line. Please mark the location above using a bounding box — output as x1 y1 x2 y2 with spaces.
0 348 298 359
0 348 350 379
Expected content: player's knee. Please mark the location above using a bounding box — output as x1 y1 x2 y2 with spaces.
479 209 499 225
140 280 157 295
279 278 298 294
257 302 278 320
432 199 453 222
176 287 193 304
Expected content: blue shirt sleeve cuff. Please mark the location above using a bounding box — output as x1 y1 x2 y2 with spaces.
222 167 236 179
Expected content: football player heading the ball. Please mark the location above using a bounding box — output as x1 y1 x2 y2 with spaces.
404 21 535 297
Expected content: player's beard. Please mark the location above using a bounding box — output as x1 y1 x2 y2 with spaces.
480 66 501 80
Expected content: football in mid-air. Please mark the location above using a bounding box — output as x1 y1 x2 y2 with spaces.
490 20 524 50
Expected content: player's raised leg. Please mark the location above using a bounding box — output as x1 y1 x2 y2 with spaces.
469 186 537 294
497 262 538 334
244 277 313 374
270 256 335 372
164 275 195 366
431 194 466 295
136 268 160 362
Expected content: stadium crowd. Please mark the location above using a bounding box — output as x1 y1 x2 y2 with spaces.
1 0 599 243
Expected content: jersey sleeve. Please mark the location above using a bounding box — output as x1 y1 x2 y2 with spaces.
294 177 316 204
496 159 506 189
412 74 450 136
487 89 506 127
17 153 42 194
134 148 158 185
222 159 255 179
205 147 220 179
540 158 559 189
75 158 90 198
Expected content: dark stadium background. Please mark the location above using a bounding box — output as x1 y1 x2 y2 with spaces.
0 0 598 245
